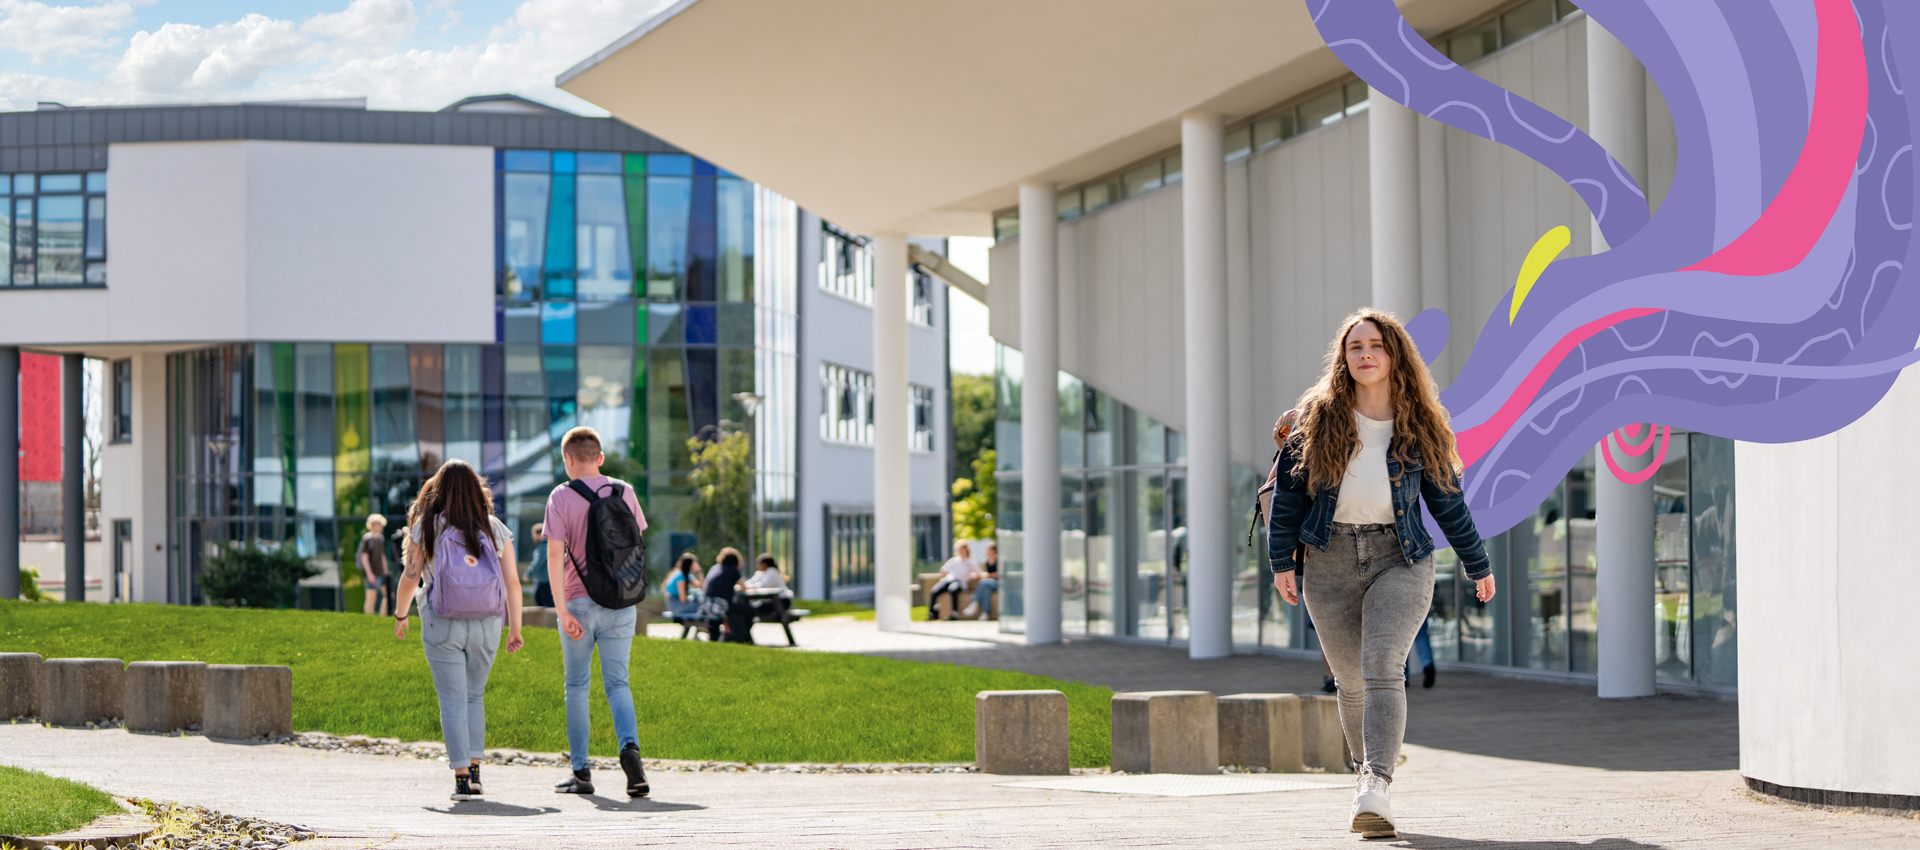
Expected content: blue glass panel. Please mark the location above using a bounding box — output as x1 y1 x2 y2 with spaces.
715 166 739 179
544 175 576 299
85 171 106 193
646 303 683 344
684 348 718 437
501 173 550 299
649 154 692 176
693 159 717 177
646 176 691 300
540 302 577 344
577 152 621 174
687 176 717 301
684 304 717 344
12 175 31 194
0 179 9 196
503 150 550 172
39 174 81 192
574 175 633 300
494 303 504 343
553 151 576 173
84 197 105 260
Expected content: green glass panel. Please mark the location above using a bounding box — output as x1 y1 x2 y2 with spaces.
273 343 297 508
624 176 647 297
624 153 646 175
545 175 577 299
334 343 372 518
648 347 689 472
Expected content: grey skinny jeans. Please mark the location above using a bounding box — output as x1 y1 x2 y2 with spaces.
421 614 502 769
1301 522 1434 782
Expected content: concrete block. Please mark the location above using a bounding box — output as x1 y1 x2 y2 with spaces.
41 658 125 726
204 665 292 741
974 690 1070 775
124 661 207 733
1218 693 1303 773
0 652 42 719
1298 694 1352 773
522 607 558 630
1111 690 1218 775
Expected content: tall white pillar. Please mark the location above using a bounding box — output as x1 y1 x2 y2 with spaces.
1182 113 1233 659
1368 87 1422 319
871 233 912 632
1589 18 1657 698
1018 183 1063 645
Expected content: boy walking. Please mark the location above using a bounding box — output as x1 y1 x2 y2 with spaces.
546 426 650 798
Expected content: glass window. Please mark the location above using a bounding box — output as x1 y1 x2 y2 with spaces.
578 346 635 457
577 152 621 174
1167 473 1188 640
576 300 636 345
543 175 577 299
111 359 132 442
1133 469 1169 639
717 178 753 302
85 171 106 193
38 174 81 192
1084 388 1114 468
84 197 105 261
503 304 539 344
1061 473 1086 636
1299 88 1345 129
647 176 691 300
503 150 550 172
997 475 1024 630
649 154 692 176
11 174 31 194
1129 409 1164 465
1654 432 1693 681
1567 450 1599 674
369 344 415 474
1689 434 1737 687
646 303 683 345
1057 189 1082 221
443 345 482 469
502 173 551 299
717 303 754 347
1226 127 1253 161
1058 374 1084 470
1121 161 1161 197
684 303 717 345
1557 0 1580 17
503 344 553 497
819 224 873 304
1449 19 1499 63
994 212 1020 241
540 301 576 345
1502 0 1557 44
910 268 935 326
408 344 445 472
623 153 646 174
719 348 754 428
1429 547 1461 662
648 347 690 470
1461 531 1509 665
1343 80 1370 116
36 194 83 284
1161 152 1183 185
911 384 935 452
294 343 335 517
1253 115 1283 148
1086 471 1116 636
1519 482 1570 671
995 343 1022 472
552 151 576 174
333 343 372 519
820 362 875 445
574 174 632 300
688 175 717 301
0 200 10 285
1082 180 1117 214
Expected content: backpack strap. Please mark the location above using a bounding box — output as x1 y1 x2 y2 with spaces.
561 479 626 571
567 478 603 504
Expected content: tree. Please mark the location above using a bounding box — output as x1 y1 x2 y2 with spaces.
951 449 997 541
949 373 995 487
684 430 752 562
199 542 320 609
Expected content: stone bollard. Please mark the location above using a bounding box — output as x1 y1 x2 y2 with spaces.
522 607 558 630
1218 693 1304 773
974 690 1070 775
1298 694 1352 773
41 659 125 727
125 661 207 733
0 652 43 720
203 665 292 741
1111 690 1218 775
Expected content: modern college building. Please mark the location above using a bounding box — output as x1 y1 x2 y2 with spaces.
0 94 951 610
561 0 1920 806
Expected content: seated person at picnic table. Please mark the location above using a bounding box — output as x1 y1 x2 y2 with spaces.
927 541 978 621
703 548 747 642
744 554 792 619
662 552 703 617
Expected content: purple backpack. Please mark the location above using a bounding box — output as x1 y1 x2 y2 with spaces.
427 520 506 620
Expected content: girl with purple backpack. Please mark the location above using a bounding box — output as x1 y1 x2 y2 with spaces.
391 459 525 802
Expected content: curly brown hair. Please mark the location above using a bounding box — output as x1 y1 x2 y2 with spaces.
1290 308 1462 494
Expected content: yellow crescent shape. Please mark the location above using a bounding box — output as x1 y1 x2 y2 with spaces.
1510 225 1572 324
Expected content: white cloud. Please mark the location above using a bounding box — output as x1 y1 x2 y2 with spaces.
3 0 675 113
0 0 139 63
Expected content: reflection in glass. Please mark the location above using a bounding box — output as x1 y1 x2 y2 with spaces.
544 175 576 299
36 194 83 284
1567 449 1598 674
1132 469 1169 639
444 345 482 469
717 178 754 301
1085 472 1117 636
1130 409 1164 465
294 344 334 517
1430 548 1462 662
688 175 716 301
11 198 30 284
575 300 636 344
334 344 372 519
1061 474 1086 636
84 197 105 261
575 175 632 300
502 173 550 298
1654 434 1693 680
369 345 416 475
1058 374 1084 470
1689 435 1737 687
649 348 690 471
1299 89 1345 129
684 348 718 438
1502 0 1557 44
647 303 683 345
1521 482 1569 670
410 345 446 472
503 344 552 501
540 302 576 345
1461 532 1508 665
998 476 1024 633
253 343 286 510
1168 473 1188 639
995 344 1022 472
1084 388 1114 469
1231 462 1262 647
647 176 691 300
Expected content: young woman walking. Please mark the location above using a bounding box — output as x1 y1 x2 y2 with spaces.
392 459 525 802
1267 309 1495 839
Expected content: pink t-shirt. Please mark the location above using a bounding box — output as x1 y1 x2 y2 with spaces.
544 475 647 602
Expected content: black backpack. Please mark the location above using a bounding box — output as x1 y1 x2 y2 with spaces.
565 479 649 609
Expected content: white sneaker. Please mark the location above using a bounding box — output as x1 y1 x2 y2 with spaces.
1350 770 1395 838
961 601 980 618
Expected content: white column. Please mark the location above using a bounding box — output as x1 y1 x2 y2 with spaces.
1018 182 1062 645
871 233 912 632
1589 18 1657 698
1368 87 1422 319
1182 113 1233 659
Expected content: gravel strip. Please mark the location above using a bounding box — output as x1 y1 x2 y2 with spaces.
126 799 315 850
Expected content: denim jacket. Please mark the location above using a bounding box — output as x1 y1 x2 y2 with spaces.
1266 433 1492 580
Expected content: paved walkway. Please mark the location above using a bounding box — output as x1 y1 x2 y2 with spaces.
5 618 1909 848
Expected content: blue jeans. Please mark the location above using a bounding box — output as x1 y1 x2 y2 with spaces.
975 578 999 613
665 595 700 616
1410 619 1434 670
562 596 640 770
421 614 501 769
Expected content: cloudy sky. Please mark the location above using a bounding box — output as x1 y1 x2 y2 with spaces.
0 0 676 113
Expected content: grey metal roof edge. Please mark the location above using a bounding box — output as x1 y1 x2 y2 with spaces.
555 0 703 87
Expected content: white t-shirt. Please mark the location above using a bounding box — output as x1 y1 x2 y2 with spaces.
937 556 979 584
745 567 792 597
1333 412 1397 525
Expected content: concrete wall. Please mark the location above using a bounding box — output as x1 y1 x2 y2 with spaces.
0 140 494 347
97 350 169 603
1737 365 1920 797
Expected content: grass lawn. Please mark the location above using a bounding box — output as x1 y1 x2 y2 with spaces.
0 765 121 837
0 601 1111 766
788 598 872 617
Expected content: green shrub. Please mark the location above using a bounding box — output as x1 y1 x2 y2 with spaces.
197 543 320 609
18 566 46 602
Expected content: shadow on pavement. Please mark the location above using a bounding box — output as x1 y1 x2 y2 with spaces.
1391 835 1667 849
861 642 1739 772
422 802 563 816
581 795 705 813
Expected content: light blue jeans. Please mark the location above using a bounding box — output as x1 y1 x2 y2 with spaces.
975 578 1000 613
421 614 501 769
562 596 640 770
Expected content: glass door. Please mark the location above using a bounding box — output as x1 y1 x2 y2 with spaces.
1167 471 1188 641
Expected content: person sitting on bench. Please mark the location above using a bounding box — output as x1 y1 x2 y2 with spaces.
663 552 703 617
703 548 748 642
928 541 978 621
745 554 792 620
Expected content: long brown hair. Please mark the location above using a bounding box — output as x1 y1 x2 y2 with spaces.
414 459 496 560
1290 308 1462 494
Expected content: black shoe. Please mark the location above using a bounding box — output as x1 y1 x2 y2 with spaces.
1322 676 1338 694
467 763 483 795
1422 663 1436 689
619 743 650 798
451 773 476 802
555 768 594 795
